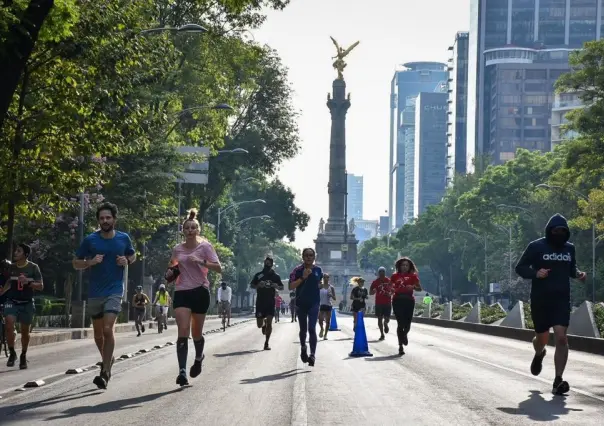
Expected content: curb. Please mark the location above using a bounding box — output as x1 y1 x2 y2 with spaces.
3 318 255 398
19 313 249 348
339 311 604 356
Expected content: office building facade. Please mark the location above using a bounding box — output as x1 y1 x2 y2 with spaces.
551 91 585 149
389 62 447 229
346 173 363 221
467 0 602 172
413 92 448 217
446 32 469 185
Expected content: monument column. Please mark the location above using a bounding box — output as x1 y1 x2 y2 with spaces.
314 37 363 300
325 80 350 234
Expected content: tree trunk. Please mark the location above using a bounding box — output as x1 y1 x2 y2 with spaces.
0 0 54 130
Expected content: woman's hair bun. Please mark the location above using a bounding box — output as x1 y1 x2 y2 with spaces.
187 209 197 220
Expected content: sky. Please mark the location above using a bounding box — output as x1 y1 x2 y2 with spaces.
252 0 471 250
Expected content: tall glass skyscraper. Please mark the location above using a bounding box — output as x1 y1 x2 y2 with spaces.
346 173 363 221
389 62 447 229
466 0 602 172
414 92 448 217
446 32 469 186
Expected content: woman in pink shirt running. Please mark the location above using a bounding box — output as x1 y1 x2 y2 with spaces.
165 209 221 386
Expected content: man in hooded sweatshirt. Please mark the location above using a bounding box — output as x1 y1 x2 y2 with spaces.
515 213 586 395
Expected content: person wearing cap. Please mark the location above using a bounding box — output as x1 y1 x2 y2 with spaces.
370 267 393 341
350 276 368 331
250 255 284 350
0 243 43 369
132 285 151 336
153 284 171 332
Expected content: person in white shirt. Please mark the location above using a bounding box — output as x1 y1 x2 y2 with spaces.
216 282 232 326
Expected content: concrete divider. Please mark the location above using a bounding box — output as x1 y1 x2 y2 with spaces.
568 301 601 338
464 301 481 324
340 310 604 356
422 304 431 318
440 302 453 320
500 301 525 329
20 313 250 348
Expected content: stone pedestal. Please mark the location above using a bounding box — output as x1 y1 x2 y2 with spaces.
71 300 87 328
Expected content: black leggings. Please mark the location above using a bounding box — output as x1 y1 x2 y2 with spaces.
392 296 415 345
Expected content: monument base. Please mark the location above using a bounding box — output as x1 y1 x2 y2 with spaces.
315 231 363 308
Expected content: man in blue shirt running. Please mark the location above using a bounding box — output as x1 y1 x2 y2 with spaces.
73 202 136 390
289 248 323 367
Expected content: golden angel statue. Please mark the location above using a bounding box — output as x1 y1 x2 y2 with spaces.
330 36 360 80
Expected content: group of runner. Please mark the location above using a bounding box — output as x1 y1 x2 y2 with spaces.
0 208 586 395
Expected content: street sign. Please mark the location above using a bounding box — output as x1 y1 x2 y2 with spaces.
176 146 209 185
341 244 348 252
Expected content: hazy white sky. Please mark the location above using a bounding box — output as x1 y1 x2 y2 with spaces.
253 0 470 250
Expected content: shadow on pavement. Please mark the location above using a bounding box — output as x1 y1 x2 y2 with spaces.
240 369 309 385
330 337 353 342
496 390 583 421
364 354 401 362
0 389 103 418
213 349 261 358
40 387 186 421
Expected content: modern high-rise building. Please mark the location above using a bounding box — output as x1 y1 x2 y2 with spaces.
413 92 448 217
466 0 602 172
446 32 469 186
346 173 363 221
551 91 586 149
389 62 447 229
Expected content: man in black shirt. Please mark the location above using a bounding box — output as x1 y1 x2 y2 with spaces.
289 290 297 322
250 256 284 350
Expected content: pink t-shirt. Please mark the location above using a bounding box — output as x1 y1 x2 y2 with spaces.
172 240 219 291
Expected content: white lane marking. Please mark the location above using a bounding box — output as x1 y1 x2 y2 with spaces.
436 345 604 403
291 347 307 426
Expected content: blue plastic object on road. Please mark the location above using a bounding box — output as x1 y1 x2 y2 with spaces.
349 311 373 357
329 308 340 331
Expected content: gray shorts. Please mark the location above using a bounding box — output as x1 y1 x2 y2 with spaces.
88 295 122 320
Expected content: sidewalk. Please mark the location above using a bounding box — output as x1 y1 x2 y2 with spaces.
18 313 249 348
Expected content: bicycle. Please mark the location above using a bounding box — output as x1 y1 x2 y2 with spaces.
219 301 229 331
155 305 168 334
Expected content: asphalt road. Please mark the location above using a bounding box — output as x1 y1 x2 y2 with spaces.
0 314 603 425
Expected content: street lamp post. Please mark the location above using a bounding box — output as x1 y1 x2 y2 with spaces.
217 199 266 242
140 24 208 35
448 229 488 297
537 183 597 302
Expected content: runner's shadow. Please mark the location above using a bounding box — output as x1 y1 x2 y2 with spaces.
213 350 261 357
496 390 582 421
0 389 102 418
43 388 185 420
331 337 353 342
240 369 309 384
364 354 401 362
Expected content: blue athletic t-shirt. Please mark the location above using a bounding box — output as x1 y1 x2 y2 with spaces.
289 264 323 308
76 231 135 298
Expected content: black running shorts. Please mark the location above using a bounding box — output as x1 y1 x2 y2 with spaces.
375 304 392 318
531 299 571 334
319 304 332 312
255 302 275 319
351 300 366 313
173 286 210 314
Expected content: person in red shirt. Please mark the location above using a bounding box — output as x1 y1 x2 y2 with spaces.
370 267 393 341
274 295 283 323
390 257 422 355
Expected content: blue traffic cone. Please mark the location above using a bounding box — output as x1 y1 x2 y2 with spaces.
349 311 373 357
329 307 340 331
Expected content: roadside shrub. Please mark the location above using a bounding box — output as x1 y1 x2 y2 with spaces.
481 304 507 324
523 303 533 329
452 303 472 320
593 303 604 337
